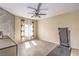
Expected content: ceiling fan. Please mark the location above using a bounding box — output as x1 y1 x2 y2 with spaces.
28 3 47 18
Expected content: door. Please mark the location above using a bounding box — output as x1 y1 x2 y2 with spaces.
58 28 70 47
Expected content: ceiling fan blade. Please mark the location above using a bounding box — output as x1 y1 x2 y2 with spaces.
37 3 42 11
39 14 46 15
28 7 36 10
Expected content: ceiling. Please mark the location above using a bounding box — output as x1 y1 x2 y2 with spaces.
0 3 79 20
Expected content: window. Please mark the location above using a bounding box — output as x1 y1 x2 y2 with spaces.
24 24 33 37
21 19 34 41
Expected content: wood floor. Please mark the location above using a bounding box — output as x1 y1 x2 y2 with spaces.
71 48 79 56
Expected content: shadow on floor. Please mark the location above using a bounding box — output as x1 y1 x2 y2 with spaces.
47 45 71 56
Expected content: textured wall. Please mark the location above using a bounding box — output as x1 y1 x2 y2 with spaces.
0 7 15 41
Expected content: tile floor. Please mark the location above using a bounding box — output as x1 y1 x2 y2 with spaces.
47 45 70 56
18 39 79 56
18 39 58 56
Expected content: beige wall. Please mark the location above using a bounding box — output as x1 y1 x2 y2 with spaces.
38 10 79 49
0 7 15 41
15 16 21 43
38 16 60 44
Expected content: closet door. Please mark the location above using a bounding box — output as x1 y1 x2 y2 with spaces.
58 28 70 47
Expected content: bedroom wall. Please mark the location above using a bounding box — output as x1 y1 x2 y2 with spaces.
15 16 21 43
0 7 15 41
38 10 79 49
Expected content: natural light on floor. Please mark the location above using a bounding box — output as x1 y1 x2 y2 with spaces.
25 41 37 48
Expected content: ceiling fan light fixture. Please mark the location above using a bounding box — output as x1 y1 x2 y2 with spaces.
28 3 47 18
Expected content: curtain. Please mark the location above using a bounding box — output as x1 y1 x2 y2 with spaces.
21 19 34 41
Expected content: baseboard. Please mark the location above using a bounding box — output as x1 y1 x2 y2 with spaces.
38 39 60 45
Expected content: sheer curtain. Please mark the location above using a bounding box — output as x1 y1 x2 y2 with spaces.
24 23 33 39
21 19 34 41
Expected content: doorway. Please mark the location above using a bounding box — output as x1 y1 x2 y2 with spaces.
47 27 71 56
58 27 70 47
